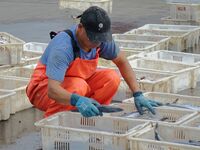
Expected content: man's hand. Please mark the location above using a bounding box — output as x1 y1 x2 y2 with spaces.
133 91 163 115
70 94 103 117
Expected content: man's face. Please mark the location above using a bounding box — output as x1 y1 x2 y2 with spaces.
81 26 101 49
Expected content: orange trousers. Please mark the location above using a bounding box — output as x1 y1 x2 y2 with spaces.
28 68 120 117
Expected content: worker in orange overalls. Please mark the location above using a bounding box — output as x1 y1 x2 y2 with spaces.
26 6 162 118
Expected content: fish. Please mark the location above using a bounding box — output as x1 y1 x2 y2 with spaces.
72 105 124 113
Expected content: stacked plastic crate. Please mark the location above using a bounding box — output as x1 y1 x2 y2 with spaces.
161 0 200 25
0 37 47 120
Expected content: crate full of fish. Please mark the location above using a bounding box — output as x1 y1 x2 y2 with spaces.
129 58 199 93
59 0 112 13
35 111 150 150
129 123 200 150
124 92 200 111
113 34 170 50
0 90 16 120
139 50 200 81
0 77 32 114
112 69 176 102
0 32 25 65
126 24 200 52
109 103 197 125
0 67 34 81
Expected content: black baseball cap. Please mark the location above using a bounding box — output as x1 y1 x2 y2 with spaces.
77 6 112 43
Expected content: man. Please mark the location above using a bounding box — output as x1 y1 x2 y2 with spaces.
26 6 162 118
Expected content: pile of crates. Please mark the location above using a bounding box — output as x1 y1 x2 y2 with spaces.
161 0 200 25
0 33 46 121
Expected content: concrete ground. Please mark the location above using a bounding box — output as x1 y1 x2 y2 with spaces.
0 0 199 149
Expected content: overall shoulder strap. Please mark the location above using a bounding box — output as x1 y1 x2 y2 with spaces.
64 29 80 59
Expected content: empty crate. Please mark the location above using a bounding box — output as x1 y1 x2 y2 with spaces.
0 32 25 65
129 58 199 93
0 67 34 80
182 113 200 128
129 123 200 150
0 90 16 120
35 112 149 150
126 24 200 52
140 50 200 80
161 16 200 25
113 34 170 50
113 69 176 101
0 77 32 114
23 42 47 54
59 0 112 13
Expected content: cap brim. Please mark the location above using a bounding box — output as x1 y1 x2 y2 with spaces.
86 29 112 43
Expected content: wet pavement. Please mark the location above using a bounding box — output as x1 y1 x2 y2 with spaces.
0 0 199 149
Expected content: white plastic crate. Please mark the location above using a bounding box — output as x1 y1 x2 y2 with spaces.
110 103 197 125
129 123 200 150
0 77 32 114
59 0 112 13
23 42 47 54
0 65 12 71
161 16 200 25
0 32 25 65
182 113 200 128
165 0 200 3
112 69 176 101
98 50 144 67
35 111 150 150
113 34 170 50
139 50 200 80
0 90 15 120
128 58 199 93
115 40 159 52
169 2 200 21
126 24 200 52
21 50 41 65
124 92 200 111
0 67 34 80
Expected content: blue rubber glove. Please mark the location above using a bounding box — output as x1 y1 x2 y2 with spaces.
70 93 102 117
133 91 163 115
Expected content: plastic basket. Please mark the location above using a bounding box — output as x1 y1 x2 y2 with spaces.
115 40 159 52
140 50 200 81
161 16 200 25
0 67 34 80
124 92 200 111
59 0 112 13
129 123 200 150
109 103 197 125
126 24 200 52
182 113 200 128
169 2 200 21
128 58 199 93
112 69 176 101
35 112 150 150
0 90 16 120
0 77 32 114
23 42 47 54
21 50 41 65
98 50 144 67
113 34 170 50
0 32 25 65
